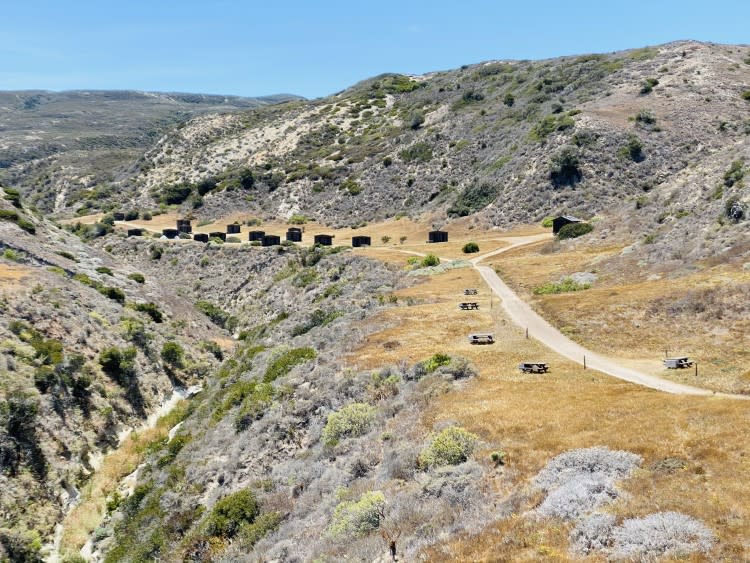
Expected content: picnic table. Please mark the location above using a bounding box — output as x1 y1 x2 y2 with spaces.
463 288 478 295
468 333 494 345
458 302 480 310
518 362 549 374
663 357 694 369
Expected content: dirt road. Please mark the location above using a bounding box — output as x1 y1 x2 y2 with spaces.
471 235 747 398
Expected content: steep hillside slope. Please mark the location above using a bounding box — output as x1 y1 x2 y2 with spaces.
81 40 748 264
0 90 302 213
0 188 225 557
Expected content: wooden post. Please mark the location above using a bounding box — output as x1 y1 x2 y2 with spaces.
665 348 668 358
525 327 528 339
583 355 586 370
695 362 698 377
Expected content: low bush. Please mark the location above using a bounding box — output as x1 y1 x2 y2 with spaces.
128 272 145 284
618 135 644 162
419 426 478 469
291 308 341 336
328 491 385 538
196 300 237 331
640 77 659 94
550 146 582 186
534 277 591 294
3 187 22 208
462 242 479 253
160 341 185 368
98 285 125 303
541 216 554 228
448 183 499 216
612 512 715 559
96 266 113 276
0 209 35 233
399 142 433 163
131 302 163 323
205 489 260 538
557 222 593 239
723 159 744 187
421 254 440 267
160 183 193 205
98 346 137 384
422 353 451 373
322 402 377 446
263 347 316 383
742 90 750 101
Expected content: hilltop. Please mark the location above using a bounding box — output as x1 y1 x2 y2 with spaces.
0 90 303 212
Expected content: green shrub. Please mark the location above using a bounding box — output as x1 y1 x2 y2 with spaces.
618 134 644 161
340 178 362 195
128 272 145 284
96 266 113 276
157 433 191 467
322 403 377 447
3 187 22 208
196 300 237 331
0 209 36 233
419 426 478 469
534 277 591 294
160 342 185 368
399 142 433 163
205 489 260 538
264 347 316 383
291 309 341 336
462 242 479 254
723 159 744 187
382 156 393 167
328 491 385 538
635 109 656 126
557 222 593 239
742 90 750 101
530 114 575 141
408 111 425 130
503 92 515 106
98 285 125 303
131 302 163 323
550 147 582 186
640 77 659 94
160 183 193 205
98 346 137 384
541 217 554 228
422 353 451 373
239 511 281 547
421 254 440 267
288 214 308 224
57 251 77 261
448 183 499 216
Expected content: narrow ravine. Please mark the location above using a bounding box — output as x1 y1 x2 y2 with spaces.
44 385 201 562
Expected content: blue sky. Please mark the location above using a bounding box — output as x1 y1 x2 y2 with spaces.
1 0 748 98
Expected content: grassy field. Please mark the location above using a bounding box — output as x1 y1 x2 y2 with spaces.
489 241 750 394
349 248 750 561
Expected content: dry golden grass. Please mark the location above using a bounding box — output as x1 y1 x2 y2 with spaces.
490 242 750 393
0 262 34 288
60 401 188 555
349 260 750 562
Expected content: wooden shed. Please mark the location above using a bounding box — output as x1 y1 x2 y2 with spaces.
286 228 302 242
351 235 371 247
127 228 143 237
209 231 226 241
248 230 265 242
261 234 281 247
113 212 125 221
227 222 241 234
428 230 448 243
193 233 209 243
552 215 581 234
162 228 179 239
314 234 334 246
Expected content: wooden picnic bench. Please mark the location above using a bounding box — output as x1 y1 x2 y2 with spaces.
663 357 694 369
518 362 549 374
458 302 479 310
468 333 494 345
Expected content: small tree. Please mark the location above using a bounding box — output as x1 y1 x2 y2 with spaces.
381 235 391 244
421 254 440 267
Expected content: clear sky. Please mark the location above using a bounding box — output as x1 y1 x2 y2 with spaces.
2 0 748 99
